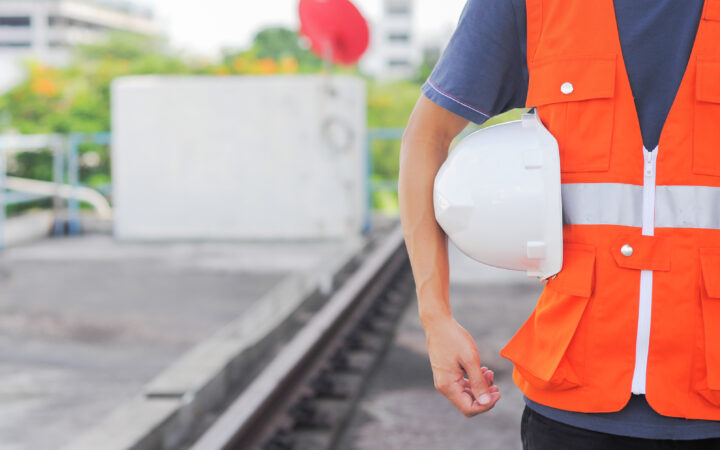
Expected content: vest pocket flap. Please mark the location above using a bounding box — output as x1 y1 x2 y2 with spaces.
546 243 596 297
693 59 720 176
499 244 594 388
612 235 672 271
700 248 720 298
527 55 617 106
696 58 720 104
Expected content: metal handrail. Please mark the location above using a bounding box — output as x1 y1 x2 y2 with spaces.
0 128 416 249
0 132 111 249
6 177 112 219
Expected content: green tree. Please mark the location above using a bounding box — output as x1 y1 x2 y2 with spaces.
254 27 314 62
0 31 191 134
222 27 322 73
0 26 432 214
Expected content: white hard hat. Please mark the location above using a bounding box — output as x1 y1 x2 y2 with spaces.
433 113 563 279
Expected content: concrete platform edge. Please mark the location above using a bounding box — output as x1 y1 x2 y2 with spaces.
62 236 366 450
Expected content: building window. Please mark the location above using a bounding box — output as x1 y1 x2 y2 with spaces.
388 59 410 67
49 15 108 31
48 15 66 27
0 16 31 27
0 42 32 47
386 5 410 15
387 33 410 42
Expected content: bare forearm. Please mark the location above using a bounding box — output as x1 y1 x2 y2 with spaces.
398 95 468 330
399 129 451 326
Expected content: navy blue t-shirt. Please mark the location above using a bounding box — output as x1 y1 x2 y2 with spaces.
422 0 720 439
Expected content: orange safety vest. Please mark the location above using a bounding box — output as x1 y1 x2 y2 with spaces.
499 0 720 420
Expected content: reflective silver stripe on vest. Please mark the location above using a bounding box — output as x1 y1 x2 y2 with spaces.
562 183 720 229
562 183 643 227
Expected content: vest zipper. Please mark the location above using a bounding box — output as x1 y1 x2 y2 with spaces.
631 146 658 394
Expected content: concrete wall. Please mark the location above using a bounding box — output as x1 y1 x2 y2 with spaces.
111 75 368 241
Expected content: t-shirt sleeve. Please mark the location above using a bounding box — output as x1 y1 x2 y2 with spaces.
421 0 529 124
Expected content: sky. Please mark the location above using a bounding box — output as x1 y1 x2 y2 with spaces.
140 0 468 56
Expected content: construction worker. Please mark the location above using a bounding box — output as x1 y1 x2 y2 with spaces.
398 1 720 448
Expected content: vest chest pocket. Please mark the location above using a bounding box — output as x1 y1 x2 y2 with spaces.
499 243 596 390
695 248 720 406
527 56 617 173
694 59 720 177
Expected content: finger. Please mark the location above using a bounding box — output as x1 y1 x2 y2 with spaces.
461 373 502 405
464 384 499 394
446 381 495 417
484 369 495 386
461 384 497 403
480 391 502 409
476 371 494 387
463 386 503 411
461 377 498 391
461 354 492 406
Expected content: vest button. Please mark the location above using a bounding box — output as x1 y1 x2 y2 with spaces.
561 82 574 95
621 244 634 257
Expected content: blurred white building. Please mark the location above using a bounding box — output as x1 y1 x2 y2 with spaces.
361 0 422 80
0 0 156 92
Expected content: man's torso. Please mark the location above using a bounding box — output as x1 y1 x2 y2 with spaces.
422 0 720 438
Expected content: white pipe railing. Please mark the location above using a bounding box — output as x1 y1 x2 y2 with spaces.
5 177 113 220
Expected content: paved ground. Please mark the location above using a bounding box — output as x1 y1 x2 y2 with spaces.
342 245 544 450
0 232 363 450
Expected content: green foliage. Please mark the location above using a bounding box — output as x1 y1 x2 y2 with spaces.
11 150 54 181
0 27 442 215
413 49 441 84
251 27 322 70
480 108 527 128
365 80 423 213
367 79 421 128
78 142 111 189
0 31 191 135
217 26 325 75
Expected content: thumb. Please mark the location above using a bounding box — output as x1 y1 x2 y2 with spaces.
463 355 492 406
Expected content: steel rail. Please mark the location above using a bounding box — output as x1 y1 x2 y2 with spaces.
189 225 409 450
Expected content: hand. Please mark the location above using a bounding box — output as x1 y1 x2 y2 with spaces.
425 316 502 417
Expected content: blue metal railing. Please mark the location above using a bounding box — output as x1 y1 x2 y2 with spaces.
0 132 112 249
65 132 111 236
0 133 64 250
363 128 405 232
0 128 421 248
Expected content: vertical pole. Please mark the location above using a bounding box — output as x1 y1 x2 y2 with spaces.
52 136 65 236
362 132 373 234
0 144 6 251
67 135 80 235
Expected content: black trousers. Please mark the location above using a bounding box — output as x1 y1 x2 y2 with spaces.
521 405 720 450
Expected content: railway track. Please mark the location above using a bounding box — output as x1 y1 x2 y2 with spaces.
190 226 415 450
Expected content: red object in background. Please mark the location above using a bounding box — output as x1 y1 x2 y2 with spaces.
298 0 370 65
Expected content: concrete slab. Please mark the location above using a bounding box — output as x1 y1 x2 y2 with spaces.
3 211 54 248
0 232 366 450
341 251 545 450
57 395 182 450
